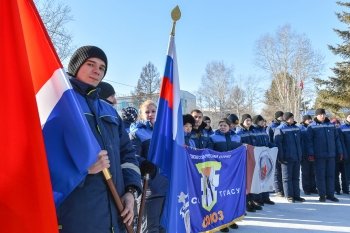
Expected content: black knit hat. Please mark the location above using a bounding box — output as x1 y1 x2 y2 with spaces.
121 107 138 123
183 114 195 126
203 116 211 122
283 112 294 121
302 114 312 122
253 115 264 125
241 114 252 123
97 81 115 99
68 45 108 77
227 113 239 124
275 111 284 119
315 108 326 116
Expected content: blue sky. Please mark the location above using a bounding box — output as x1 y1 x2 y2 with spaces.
61 1 343 97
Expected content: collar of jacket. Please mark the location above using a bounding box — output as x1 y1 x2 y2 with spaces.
301 122 309 127
239 123 254 131
281 121 297 127
313 117 330 124
273 119 281 124
134 120 153 130
69 77 99 99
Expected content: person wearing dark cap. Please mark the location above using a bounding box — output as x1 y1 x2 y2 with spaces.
227 113 239 131
274 112 305 203
298 115 317 195
97 81 117 105
183 114 196 147
252 115 276 205
307 108 343 202
236 114 263 212
121 106 138 133
58 46 142 233
203 116 214 135
339 111 350 194
266 110 285 197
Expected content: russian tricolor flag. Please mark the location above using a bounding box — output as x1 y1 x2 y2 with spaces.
1 1 99 232
148 35 189 232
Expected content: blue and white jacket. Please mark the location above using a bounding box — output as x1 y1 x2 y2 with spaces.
236 124 256 145
57 78 141 233
307 117 343 159
190 122 211 149
266 120 281 143
274 121 302 162
129 120 153 161
208 130 242 152
339 121 350 160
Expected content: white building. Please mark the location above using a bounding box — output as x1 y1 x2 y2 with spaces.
116 90 196 114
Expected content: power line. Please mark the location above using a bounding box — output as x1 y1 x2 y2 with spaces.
104 79 136 88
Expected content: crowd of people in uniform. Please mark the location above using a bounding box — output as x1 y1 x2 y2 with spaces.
116 99 350 232
57 45 350 233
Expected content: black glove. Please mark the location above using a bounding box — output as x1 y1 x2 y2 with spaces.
140 160 157 179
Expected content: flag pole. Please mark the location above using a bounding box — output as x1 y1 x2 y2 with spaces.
136 6 182 233
136 174 149 233
102 169 134 233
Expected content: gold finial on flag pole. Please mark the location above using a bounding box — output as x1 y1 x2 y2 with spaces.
171 5 181 36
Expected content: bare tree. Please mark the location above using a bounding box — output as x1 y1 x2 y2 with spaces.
35 0 74 62
242 76 264 115
197 61 234 118
228 85 246 117
255 24 324 121
132 62 160 105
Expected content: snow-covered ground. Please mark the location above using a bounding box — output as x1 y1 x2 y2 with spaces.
219 193 350 233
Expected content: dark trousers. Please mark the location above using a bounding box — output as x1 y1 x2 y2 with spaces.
335 161 349 193
253 192 270 202
315 158 335 198
143 171 168 233
346 161 350 189
301 159 316 192
274 162 284 193
281 161 301 198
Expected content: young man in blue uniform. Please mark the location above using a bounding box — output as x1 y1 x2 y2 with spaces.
307 108 343 202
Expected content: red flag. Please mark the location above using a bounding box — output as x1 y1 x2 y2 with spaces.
1 0 58 232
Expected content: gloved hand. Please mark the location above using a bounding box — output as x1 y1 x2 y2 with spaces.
140 160 157 179
308 155 315 162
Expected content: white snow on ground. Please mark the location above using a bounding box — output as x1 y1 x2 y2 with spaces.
216 193 350 233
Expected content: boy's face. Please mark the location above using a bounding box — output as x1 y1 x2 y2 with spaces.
256 120 264 127
305 119 312 125
192 112 203 128
316 113 326 122
230 123 238 130
106 95 117 105
184 123 192 133
204 119 211 129
219 122 230 133
243 119 252 128
76 58 106 87
286 116 294 124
